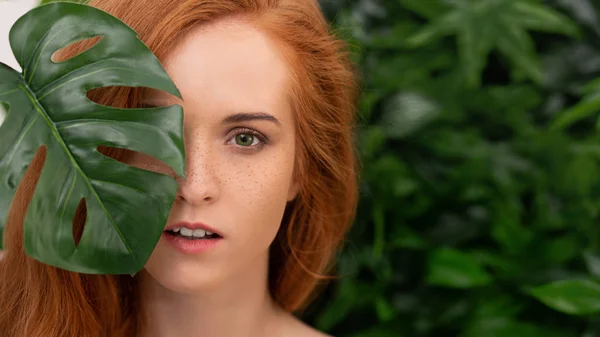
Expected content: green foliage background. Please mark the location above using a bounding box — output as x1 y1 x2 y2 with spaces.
32 0 600 335
301 0 600 336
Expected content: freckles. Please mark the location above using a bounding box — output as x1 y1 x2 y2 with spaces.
232 155 282 206
222 147 292 211
245 163 264 207
264 153 291 202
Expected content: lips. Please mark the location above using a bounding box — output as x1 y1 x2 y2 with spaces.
164 221 224 237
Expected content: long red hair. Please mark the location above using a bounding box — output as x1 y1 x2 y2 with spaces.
0 0 359 336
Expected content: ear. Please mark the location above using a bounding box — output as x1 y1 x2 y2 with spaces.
287 179 300 202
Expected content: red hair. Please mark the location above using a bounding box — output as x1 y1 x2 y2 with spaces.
0 0 359 336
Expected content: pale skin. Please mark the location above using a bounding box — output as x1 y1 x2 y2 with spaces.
123 19 331 337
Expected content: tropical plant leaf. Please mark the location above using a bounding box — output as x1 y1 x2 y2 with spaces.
528 279 600 315
584 252 600 279
551 78 600 129
427 248 493 288
0 3 185 274
405 0 580 87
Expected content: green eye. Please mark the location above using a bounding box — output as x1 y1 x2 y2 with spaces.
235 133 255 147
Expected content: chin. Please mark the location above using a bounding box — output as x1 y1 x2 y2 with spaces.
142 255 226 295
154 274 224 295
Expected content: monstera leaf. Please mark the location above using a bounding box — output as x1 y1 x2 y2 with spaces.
0 3 185 274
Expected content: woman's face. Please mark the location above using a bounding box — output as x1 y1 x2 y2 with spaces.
125 19 298 293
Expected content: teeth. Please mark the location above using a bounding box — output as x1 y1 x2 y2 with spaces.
172 227 214 238
193 229 206 238
179 227 193 236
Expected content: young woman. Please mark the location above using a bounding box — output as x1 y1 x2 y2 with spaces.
0 0 359 336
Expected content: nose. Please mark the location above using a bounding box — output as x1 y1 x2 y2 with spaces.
175 140 220 206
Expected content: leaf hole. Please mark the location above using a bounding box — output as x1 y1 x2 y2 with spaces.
85 86 135 109
72 197 87 247
85 86 176 109
51 36 104 63
97 145 179 182
4 145 47 251
97 145 133 163
0 101 9 128
97 145 154 172
16 145 47 195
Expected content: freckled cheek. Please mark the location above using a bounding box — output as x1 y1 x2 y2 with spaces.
221 154 294 245
220 150 295 209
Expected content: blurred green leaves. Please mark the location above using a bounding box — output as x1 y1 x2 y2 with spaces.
427 248 492 288
405 0 580 87
379 92 441 139
529 279 600 315
309 0 600 336
462 319 574 337
552 78 600 129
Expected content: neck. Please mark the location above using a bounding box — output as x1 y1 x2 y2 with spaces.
137 254 281 337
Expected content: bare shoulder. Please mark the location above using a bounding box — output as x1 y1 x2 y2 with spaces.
277 311 332 337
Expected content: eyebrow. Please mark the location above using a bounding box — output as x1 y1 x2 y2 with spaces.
140 98 283 127
222 112 281 126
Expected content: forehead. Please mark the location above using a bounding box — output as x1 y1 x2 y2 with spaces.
143 19 293 114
